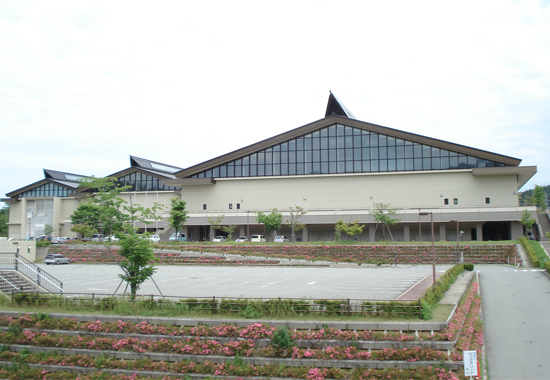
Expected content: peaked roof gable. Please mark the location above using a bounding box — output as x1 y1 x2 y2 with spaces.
5 169 88 198
174 115 522 179
325 92 356 119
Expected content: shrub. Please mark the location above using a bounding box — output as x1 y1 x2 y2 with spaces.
272 325 293 350
420 301 432 320
519 237 540 268
545 260 550 273
463 263 474 271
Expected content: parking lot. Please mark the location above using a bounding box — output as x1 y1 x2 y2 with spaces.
38 264 452 300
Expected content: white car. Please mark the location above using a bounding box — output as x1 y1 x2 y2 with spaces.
148 234 160 243
274 235 289 243
250 235 266 243
235 236 249 242
44 254 71 265
212 236 227 242
104 235 120 242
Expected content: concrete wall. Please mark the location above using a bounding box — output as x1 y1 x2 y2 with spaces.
0 240 36 261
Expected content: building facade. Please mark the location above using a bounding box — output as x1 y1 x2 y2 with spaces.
4 95 537 242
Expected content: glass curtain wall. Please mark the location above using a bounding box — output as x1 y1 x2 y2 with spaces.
192 124 504 179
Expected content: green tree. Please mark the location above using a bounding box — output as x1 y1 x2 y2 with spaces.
168 198 189 241
255 209 284 241
370 202 401 241
521 209 537 235
530 185 547 211
220 224 237 241
70 223 97 239
118 232 157 298
70 201 103 234
207 215 224 241
0 204 9 237
285 206 307 242
44 224 55 237
335 219 364 241
77 177 163 295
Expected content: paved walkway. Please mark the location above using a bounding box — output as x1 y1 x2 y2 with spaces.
480 265 550 379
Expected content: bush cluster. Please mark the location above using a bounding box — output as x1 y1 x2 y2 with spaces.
421 264 464 308
519 237 540 268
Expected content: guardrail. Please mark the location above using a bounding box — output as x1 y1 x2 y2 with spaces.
0 253 63 294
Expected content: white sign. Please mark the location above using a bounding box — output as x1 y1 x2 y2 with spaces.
464 350 478 377
27 212 32 219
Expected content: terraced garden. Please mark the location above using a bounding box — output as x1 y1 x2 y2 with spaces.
0 281 481 379
48 243 518 266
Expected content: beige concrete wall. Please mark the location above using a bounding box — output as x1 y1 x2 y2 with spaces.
0 240 36 261
178 170 519 213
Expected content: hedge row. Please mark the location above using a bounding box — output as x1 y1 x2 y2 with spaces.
519 237 540 268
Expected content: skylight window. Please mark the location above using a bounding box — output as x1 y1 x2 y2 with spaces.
151 163 179 173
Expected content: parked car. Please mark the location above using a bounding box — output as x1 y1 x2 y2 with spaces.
148 234 160 243
91 234 105 242
235 236 249 242
44 254 71 265
212 236 227 243
51 237 70 244
104 235 120 242
274 235 289 243
169 232 186 242
250 235 266 243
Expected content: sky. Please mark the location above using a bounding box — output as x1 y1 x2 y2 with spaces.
1 0 549 205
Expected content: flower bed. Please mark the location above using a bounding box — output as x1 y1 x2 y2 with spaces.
48 247 280 265
49 244 517 266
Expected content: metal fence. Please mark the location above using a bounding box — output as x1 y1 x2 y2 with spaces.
0 253 63 293
10 291 421 318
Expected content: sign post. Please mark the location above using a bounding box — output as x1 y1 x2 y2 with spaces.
463 350 478 378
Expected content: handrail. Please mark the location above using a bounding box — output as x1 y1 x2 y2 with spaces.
0 253 63 294
0 274 22 292
16 259 63 292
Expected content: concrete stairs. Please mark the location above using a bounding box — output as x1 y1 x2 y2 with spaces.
537 212 550 241
0 271 45 294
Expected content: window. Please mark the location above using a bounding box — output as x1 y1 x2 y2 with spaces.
229 204 233 209
454 198 459 205
444 199 449 205
485 197 490 204
236 203 240 209
203 204 207 210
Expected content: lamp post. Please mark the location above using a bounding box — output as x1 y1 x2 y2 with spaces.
419 212 435 287
450 220 461 263
418 208 422 243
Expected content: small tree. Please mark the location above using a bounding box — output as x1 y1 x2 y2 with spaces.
0 204 8 237
256 209 284 240
168 198 189 241
207 215 224 241
370 203 401 241
521 209 537 236
70 201 102 234
118 232 157 298
530 185 547 211
70 223 97 239
285 206 307 242
220 224 237 241
335 219 364 241
44 224 55 237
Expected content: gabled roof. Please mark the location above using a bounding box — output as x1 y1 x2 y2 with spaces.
5 169 88 198
325 91 356 119
173 114 523 179
129 156 183 177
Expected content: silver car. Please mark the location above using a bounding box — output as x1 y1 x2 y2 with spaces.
44 254 71 265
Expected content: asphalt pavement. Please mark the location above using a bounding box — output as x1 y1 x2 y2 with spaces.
38 263 452 300
479 265 550 380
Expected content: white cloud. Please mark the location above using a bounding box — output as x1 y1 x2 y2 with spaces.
1 0 549 202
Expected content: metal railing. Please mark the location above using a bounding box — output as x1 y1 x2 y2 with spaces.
0 253 63 293
0 273 22 292
11 292 421 319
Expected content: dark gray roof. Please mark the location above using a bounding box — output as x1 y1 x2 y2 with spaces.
325 91 356 119
130 156 183 175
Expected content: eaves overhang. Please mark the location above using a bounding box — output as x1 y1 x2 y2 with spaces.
472 166 537 190
161 178 216 187
174 115 522 179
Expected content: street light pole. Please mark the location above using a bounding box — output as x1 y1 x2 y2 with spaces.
420 212 435 287
450 220 463 263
